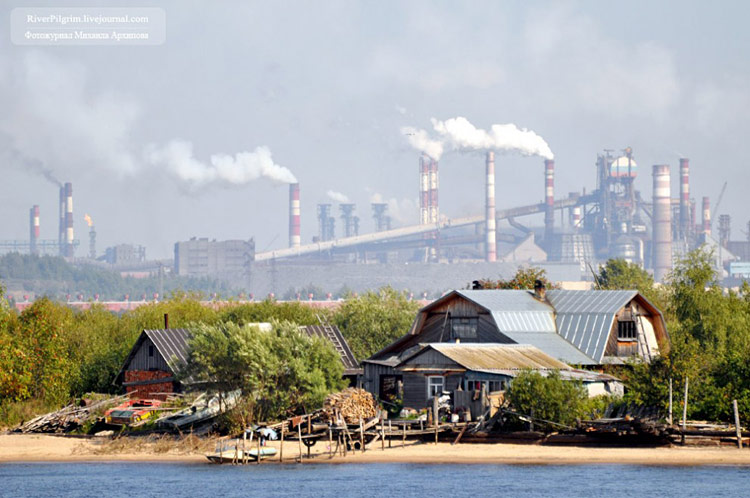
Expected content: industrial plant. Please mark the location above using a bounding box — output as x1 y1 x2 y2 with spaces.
4 147 750 296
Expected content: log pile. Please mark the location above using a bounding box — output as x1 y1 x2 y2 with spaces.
16 394 128 434
322 388 378 424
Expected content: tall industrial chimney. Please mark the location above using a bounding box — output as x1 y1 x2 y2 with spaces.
58 186 65 256
64 182 74 258
652 165 672 282
429 158 439 223
29 205 39 255
419 155 429 225
485 151 496 262
544 159 555 242
679 158 690 242
289 183 301 249
702 196 711 237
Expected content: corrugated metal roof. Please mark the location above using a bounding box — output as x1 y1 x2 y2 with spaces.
546 290 636 362
456 289 551 312
453 289 614 365
546 289 637 314
418 343 571 371
144 328 192 376
303 325 361 374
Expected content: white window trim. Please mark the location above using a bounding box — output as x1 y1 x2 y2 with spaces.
427 375 444 398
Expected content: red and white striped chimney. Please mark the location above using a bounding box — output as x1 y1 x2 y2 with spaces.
485 151 496 262
429 158 439 223
419 154 429 225
652 165 672 283
544 159 555 242
679 158 690 241
702 196 711 237
29 205 40 254
64 182 74 258
289 183 301 249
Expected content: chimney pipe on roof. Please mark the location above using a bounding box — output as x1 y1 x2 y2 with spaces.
533 279 546 301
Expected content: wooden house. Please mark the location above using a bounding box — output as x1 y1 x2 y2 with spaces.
115 324 361 398
363 286 667 409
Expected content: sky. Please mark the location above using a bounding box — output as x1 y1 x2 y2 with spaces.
1 0 749 259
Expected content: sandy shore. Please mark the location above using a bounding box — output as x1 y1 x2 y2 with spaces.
1 434 749 466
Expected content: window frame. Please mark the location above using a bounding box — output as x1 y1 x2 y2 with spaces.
427 375 444 398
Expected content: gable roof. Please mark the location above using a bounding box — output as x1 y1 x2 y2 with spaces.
368 287 665 367
399 343 571 373
114 328 193 385
455 290 596 365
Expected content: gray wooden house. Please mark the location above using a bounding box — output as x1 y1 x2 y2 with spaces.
116 324 361 398
363 286 667 408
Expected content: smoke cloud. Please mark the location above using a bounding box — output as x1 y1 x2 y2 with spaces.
326 190 350 203
146 140 297 188
401 126 444 160
370 192 419 226
402 117 554 160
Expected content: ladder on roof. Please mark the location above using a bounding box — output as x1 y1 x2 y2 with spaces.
316 314 346 357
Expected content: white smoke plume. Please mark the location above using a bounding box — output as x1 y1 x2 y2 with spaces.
326 190 350 203
432 117 554 159
370 192 419 226
146 140 297 188
402 117 554 160
401 126 444 160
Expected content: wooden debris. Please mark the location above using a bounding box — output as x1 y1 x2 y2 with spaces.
321 388 378 425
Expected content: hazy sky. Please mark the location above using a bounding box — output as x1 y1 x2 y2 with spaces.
2 0 749 259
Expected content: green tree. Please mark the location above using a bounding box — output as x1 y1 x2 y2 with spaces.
596 258 663 307
473 266 557 290
182 320 345 422
331 287 420 360
505 370 588 430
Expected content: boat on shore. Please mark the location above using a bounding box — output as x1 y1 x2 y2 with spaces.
206 447 278 464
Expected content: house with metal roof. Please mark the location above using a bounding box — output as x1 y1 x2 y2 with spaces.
363 284 667 409
115 324 361 399
395 343 622 412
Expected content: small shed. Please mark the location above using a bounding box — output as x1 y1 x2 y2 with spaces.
114 328 192 400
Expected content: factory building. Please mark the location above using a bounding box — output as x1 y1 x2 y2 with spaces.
174 237 255 279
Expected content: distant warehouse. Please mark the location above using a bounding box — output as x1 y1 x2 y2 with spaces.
174 237 255 279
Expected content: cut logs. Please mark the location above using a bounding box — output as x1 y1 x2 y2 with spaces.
322 388 378 425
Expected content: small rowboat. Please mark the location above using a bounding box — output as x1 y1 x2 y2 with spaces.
206 447 278 464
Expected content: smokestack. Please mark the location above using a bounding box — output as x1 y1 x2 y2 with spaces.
289 183 300 249
719 214 730 248
64 182 74 258
419 155 429 225
702 196 711 237
652 165 672 283
429 158 439 223
486 151 496 262
29 205 39 255
679 158 690 241
89 226 96 259
58 186 65 255
544 159 555 242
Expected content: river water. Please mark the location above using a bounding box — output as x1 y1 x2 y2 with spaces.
1 462 748 497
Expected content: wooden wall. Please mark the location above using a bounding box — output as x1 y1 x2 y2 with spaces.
126 337 171 372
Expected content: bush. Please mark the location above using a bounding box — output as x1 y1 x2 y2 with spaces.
505 370 588 431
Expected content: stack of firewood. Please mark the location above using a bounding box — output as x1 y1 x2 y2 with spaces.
322 388 378 424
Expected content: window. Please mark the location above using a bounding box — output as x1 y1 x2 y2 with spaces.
617 320 637 341
427 376 444 398
450 317 478 340
379 375 402 401
148 345 154 357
